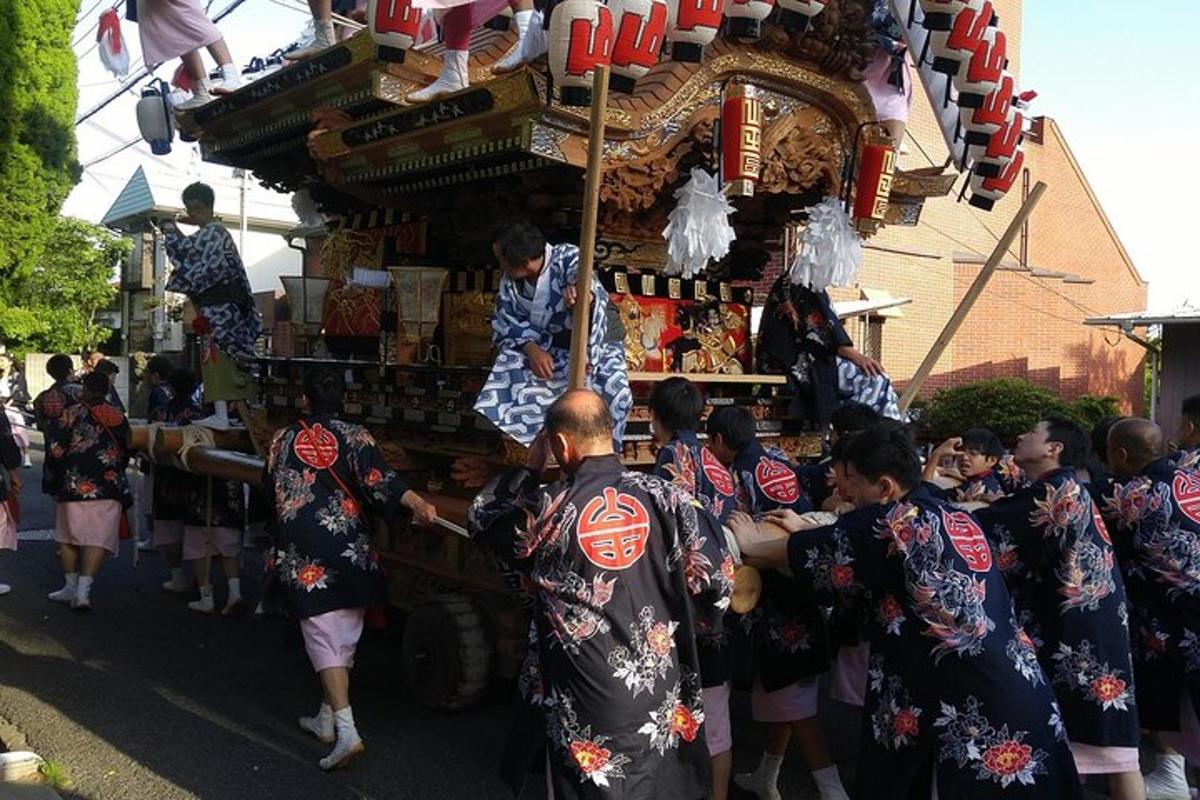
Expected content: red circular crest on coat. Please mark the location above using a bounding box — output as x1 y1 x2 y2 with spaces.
755 457 800 505
92 404 125 428
578 487 651 570
702 449 735 497
1091 503 1112 545
941 509 992 573
294 424 340 469
1173 471 1200 525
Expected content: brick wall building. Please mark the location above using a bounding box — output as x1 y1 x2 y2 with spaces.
827 0 1148 411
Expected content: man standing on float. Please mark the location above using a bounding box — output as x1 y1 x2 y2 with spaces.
162 182 262 429
474 221 633 446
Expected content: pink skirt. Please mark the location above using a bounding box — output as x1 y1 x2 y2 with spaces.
830 642 870 707
137 0 223 65
56 500 122 556
153 518 184 547
183 525 241 560
0 501 16 552
1067 742 1140 775
701 683 732 757
751 678 818 723
301 608 366 672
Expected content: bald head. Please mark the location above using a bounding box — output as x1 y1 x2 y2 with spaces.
545 390 614 444
1108 417 1164 477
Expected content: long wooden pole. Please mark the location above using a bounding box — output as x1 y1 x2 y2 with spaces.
897 181 1048 412
567 65 611 390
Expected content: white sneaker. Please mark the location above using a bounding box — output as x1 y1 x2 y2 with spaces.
211 63 243 96
0 583 10 596
48 586 76 604
408 50 469 103
319 736 365 771
285 19 337 61
1146 753 1192 800
492 10 545 74
299 709 335 744
162 577 190 594
174 81 215 111
188 594 215 614
734 772 783 800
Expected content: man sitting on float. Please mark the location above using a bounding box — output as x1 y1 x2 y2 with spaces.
474 221 633 447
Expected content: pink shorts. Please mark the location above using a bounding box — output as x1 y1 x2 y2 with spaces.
1159 691 1200 766
751 678 818 723
183 525 242 560
830 642 870 708
1067 742 1140 775
153 518 184 547
0 501 16 552
701 684 732 756
301 608 366 672
56 500 121 556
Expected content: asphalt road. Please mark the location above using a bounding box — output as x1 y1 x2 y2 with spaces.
0 439 861 800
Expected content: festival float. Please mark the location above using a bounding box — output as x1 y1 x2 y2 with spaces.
145 0 1031 708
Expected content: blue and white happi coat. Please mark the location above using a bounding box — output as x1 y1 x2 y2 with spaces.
474 243 632 445
165 223 263 363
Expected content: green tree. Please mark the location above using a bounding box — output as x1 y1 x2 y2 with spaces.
918 378 1074 445
0 0 82 286
0 217 125 357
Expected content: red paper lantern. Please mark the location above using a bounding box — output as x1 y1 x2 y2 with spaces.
852 144 897 226
953 24 1006 108
549 0 614 106
927 0 991 76
720 82 763 197
918 0 967 32
665 0 725 62
968 148 1023 210
959 71 1012 145
725 0 775 39
609 0 668 93
973 110 1022 178
776 0 827 33
368 0 422 60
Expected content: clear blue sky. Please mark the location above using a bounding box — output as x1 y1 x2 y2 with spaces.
1021 1 1199 310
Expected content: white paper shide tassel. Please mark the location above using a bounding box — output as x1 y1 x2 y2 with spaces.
662 168 737 279
790 196 861 291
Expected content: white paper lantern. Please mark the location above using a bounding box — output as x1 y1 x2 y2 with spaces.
776 0 827 33
968 148 1022 211
665 0 724 61
917 0 967 32
952 23 1006 107
959 71 1012 146
549 0 614 106
927 0 991 76
136 81 174 155
368 0 422 59
973 110 1022 178
724 0 775 40
609 0 668 93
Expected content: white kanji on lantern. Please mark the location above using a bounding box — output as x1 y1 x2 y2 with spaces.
927 0 991 76
368 0 422 53
609 0 668 93
776 0 827 32
968 148 1023 210
724 0 775 40
665 0 724 61
549 0 614 106
953 23 1007 107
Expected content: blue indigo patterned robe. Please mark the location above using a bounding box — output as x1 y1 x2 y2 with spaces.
732 441 831 689
164 223 262 363
927 468 1006 505
975 469 1139 750
1102 458 1200 732
473 244 632 446
469 455 733 799
263 414 409 619
788 486 1082 799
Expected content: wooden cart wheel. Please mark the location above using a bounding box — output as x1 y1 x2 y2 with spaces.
401 594 494 711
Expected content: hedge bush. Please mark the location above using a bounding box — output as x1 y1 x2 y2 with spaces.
918 378 1121 445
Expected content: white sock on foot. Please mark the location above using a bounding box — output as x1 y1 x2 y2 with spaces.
735 752 784 800
319 707 364 770
1146 753 1190 800
227 577 241 600
218 62 242 89
189 585 215 613
299 703 334 743
73 576 94 609
812 765 850 800
49 573 79 602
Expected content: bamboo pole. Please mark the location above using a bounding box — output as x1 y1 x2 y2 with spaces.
897 181 1048 412
567 65 611 390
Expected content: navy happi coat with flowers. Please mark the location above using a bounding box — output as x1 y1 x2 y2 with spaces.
47 402 131 506
264 414 408 619
470 455 733 799
788 486 1082 799
732 441 831 689
1102 458 1200 731
930 468 1006 505
975 469 1139 750
33 378 82 495
150 396 243 529
996 455 1028 495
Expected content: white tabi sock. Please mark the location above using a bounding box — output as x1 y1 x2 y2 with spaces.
735 751 784 800
757 752 784 786
49 572 78 602
76 576 93 601
314 18 336 49
299 702 334 743
812 765 850 800
333 706 358 741
227 577 241 601
218 62 242 89
319 707 365 770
